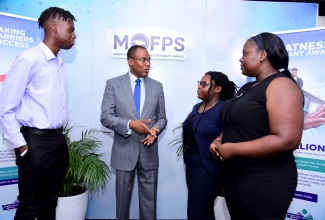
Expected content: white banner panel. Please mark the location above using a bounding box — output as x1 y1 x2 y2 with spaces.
0 12 42 219
276 27 325 220
0 0 319 219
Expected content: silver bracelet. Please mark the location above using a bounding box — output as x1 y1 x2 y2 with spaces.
20 149 28 157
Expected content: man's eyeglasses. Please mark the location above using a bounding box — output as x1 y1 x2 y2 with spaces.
130 57 151 63
197 81 210 88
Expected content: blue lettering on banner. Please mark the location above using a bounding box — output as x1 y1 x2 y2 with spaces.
114 35 128 49
294 190 318 203
2 200 19 211
114 33 185 52
174 37 185 51
110 29 191 60
299 143 325 152
286 41 325 57
0 179 18 186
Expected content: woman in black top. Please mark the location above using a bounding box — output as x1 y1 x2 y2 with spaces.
210 33 304 220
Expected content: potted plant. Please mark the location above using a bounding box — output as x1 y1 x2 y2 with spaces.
56 124 111 220
169 123 230 220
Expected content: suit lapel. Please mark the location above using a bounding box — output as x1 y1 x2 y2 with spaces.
120 73 138 118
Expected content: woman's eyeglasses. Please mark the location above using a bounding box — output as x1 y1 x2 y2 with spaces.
197 81 210 88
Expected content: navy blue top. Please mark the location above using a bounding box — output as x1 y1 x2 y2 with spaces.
182 101 224 173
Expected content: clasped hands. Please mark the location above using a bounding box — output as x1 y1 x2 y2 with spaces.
209 139 224 160
129 119 160 147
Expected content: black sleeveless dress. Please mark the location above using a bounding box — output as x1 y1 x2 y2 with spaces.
220 73 298 220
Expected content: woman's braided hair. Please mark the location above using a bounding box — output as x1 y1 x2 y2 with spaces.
205 71 238 102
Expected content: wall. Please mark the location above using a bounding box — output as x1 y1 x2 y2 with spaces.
318 16 325 26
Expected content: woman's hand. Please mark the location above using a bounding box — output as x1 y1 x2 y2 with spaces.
209 139 223 160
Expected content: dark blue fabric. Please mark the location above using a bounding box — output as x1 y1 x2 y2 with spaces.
134 79 141 118
182 101 224 219
184 152 223 220
182 101 223 173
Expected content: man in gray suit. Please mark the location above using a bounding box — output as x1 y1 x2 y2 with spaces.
100 45 167 220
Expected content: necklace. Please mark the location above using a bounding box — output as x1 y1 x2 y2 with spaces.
236 81 259 98
236 74 275 98
208 99 219 107
198 99 219 113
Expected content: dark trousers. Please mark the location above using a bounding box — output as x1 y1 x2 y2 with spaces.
14 129 69 220
224 161 297 220
184 152 223 220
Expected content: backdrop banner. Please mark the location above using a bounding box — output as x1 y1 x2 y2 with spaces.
276 27 325 220
0 12 42 219
0 1 319 218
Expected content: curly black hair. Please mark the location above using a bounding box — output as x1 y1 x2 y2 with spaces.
194 71 238 133
38 7 76 29
205 71 238 102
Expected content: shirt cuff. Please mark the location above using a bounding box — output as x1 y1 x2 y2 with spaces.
10 133 27 149
127 120 132 135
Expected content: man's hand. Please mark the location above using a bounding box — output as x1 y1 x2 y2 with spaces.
18 145 28 154
129 119 152 135
150 126 160 137
141 126 160 147
142 135 156 146
18 144 28 157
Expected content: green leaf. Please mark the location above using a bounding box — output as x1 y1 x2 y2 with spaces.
168 123 183 157
59 123 112 197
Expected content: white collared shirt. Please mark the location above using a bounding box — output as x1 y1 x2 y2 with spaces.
0 42 68 148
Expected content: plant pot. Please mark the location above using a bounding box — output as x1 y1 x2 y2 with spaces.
56 189 88 220
214 196 230 220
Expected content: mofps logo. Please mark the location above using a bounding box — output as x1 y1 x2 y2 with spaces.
130 34 149 48
109 29 191 60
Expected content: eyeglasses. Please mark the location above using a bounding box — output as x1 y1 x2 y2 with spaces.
130 57 151 63
197 81 210 88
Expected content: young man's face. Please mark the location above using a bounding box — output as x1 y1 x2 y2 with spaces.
55 18 77 50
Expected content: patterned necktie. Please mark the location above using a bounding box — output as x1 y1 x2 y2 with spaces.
134 79 141 118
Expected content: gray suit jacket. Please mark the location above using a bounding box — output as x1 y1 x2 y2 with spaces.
100 73 167 171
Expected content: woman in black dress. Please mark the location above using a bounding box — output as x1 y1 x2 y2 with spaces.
210 32 304 220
